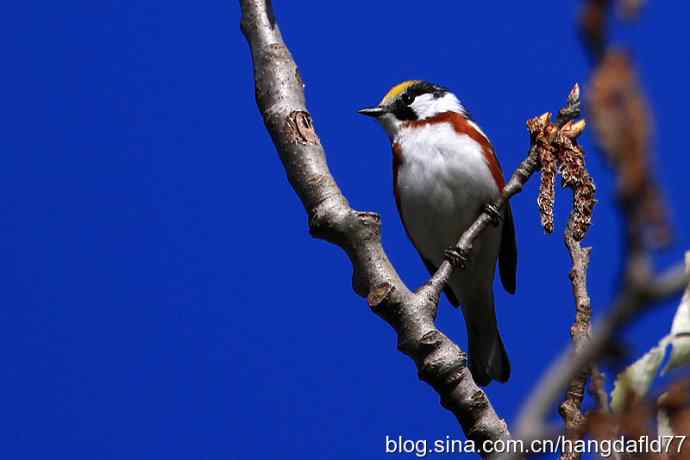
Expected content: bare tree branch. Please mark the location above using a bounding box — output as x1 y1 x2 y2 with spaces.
558 230 593 460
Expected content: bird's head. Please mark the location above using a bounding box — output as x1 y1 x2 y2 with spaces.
358 80 466 139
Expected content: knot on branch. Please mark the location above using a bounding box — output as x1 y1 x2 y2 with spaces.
285 111 321 145
308 201 351 239
469 389 490 412
527 85 597 241
309 208 386 297
465 407 505 448
560 397 587 441
309 206 380 244
368 282 394 309
412 330 468 391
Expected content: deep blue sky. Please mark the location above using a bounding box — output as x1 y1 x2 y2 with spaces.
2 1 689 459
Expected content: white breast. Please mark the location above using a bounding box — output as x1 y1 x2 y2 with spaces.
396 122 499 267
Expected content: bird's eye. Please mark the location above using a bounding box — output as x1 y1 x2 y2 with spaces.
402 93 415 105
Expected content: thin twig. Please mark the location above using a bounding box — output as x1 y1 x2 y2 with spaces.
558 230 593 460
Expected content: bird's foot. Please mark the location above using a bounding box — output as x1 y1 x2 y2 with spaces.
483 203 503 227
444 246 469 269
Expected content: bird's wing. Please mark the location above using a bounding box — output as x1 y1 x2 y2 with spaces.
462 119 517 295
499 203 517 294
460 117 517 295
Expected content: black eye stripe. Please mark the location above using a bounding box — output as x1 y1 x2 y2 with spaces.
392 81 450 121
391 102 417 121
402 82 448 102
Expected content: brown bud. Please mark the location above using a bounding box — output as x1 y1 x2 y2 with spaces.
561 119 587 139
568 83 581 106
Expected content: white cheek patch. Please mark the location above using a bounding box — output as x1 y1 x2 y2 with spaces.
378 113 403 140
410 93 465 119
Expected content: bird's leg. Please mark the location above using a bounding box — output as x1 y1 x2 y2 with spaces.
483 203 503 227
444 246 469 270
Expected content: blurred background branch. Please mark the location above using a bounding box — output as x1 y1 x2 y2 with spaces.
514 1 689 458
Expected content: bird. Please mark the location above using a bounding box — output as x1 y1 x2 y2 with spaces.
358 80 517 386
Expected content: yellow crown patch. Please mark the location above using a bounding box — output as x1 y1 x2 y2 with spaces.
380 80 421 105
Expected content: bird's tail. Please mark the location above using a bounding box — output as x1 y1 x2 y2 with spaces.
463 293 510 386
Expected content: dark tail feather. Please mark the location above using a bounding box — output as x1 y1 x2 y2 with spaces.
464 295 510 386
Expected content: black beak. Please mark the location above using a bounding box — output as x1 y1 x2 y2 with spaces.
357 106 386 118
